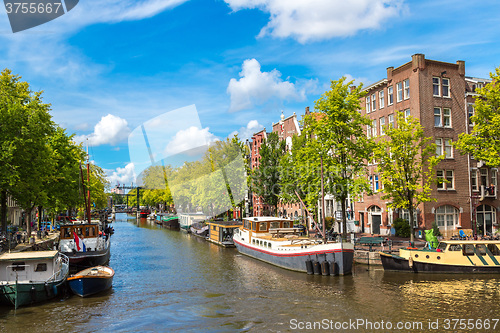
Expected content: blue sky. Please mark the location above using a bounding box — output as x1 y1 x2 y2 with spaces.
1 0 500 186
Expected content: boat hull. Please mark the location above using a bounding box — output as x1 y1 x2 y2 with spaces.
162 218 179 230
380 252 500 273
234 238 353 275
0 280 67 308
68 275 113 297
63 241 110 272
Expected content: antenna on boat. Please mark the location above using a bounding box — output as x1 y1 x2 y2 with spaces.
86 138 91 224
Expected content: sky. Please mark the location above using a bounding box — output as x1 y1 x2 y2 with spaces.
1 0 500 187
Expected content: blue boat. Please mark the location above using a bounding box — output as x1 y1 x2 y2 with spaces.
67 266 114 297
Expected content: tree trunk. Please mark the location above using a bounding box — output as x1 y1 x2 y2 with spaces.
341 196 347 241
38 205 43 231
26 207 32 236
409 205 415 245
1 190 7 233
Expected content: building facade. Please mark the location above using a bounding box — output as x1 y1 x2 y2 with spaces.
356 53 497 238
250 129 271 216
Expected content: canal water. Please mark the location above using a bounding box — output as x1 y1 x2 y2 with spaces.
1 213 500 332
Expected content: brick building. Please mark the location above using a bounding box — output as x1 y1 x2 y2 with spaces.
272 111 302 219
356 53 496 238
250 128 271 216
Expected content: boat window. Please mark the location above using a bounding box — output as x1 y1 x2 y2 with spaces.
476 244 487 255
252 222 256 231
463 244 475 256
76 227 83 236
12 262 25 271
35 263 47 272
283 221 291 228
448 244 462 251
487 244 500 256
234 228 239 234
213 225 217 231
89 227 96 237
264 242 267 247
85 227 90 237
270 221 280 229
268 242 271 248
63 228 71 238
244 221 250 229
259 222 267 231
437 243 447 251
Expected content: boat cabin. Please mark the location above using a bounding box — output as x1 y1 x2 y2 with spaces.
208 220 242 247
60 223 99 240
0 251 60 283
242 217 294 233
59 223 104 253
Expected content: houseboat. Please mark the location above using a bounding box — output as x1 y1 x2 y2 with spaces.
207 220 242 247
58 223 111 271
380 240 500 273
0 251 69 309
161 215 179 230
233 217 354 275
179 213 207 232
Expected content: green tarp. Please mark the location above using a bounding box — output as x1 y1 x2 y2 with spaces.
424 229 439 249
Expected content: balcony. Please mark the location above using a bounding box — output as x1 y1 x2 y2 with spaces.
480 184 497 200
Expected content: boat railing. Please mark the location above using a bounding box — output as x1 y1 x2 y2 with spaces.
46 253 69 283
5 264 30 281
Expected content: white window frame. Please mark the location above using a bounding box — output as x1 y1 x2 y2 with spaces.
404 109 411 120
436 138 443 156
388 86 394 105
367 125 371 138
403 79 410 100
379 90 385 109
471 169 478 192
442 78 450 98
366 96 371 113
434 107 442 127
372 93 376 111
435 205 459 231
388 114 394 128
468 103 474 126
374 174 380 192
433 77 441 96
372 119 377 137
444 138 453 159
443 108 451 128
437 169 455 190
379 117 385 136
396 82 403 102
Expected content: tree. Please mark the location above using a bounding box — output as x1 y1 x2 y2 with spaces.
455 66 500 166
250 132 286 216
373 111 442 243
286 78 372 239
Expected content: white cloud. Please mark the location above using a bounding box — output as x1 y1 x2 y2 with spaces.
75 114 131 146
106 162 137 185
227 58 305 112
165 126 218 156
230 120 265 140
224 0 405 42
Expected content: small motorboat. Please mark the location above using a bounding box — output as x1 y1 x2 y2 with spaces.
67 266 114 297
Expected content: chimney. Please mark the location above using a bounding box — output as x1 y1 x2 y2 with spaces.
305 106 310 115
349 86 356 93
412 53 425 71
387 66 394 81
457 60 465 76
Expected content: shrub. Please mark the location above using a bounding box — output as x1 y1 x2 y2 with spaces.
431 221 442 237
393 218 411 238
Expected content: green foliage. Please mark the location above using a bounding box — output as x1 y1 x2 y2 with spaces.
250 132 286 215
393 218 411 238
431 221 442 237
456 66 500 167
373 111 442 242
280 77 372 237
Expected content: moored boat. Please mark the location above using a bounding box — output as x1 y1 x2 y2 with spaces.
67 266 114 297
233 217 354 275
161 215 179 230
0 250 69 309
58 223 111 272
380 240 500 273
208 220 242 247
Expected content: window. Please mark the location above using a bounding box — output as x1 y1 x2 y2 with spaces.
403 79 410 99
443 108 451 127
476 244 487 255
270 221 280 229
435 205 459 230
449 244 462 251
468 104 474 125
379 90 385 109
488 244 500 256
388 114 394 128
444 138 453 158
435 138 443 156
374 174 380 192
369 175 373 191
35 263 47 272
433 77 440 96
12 262 25 271
283 221 291 228
259 222 267 231
434 107 442 126
437 170 455 190
379 117 385 135
442 78 450 97
367 125 371 138
372 93 376 111
471 169 478 191
388 86 393 105
396 82 403 102
463 244 475 256
366 96 371 113
404 109 411 120
372 119 377 137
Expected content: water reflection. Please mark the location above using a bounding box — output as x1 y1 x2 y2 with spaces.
1 213 499 332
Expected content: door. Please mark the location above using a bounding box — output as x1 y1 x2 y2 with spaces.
372 215 381 234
